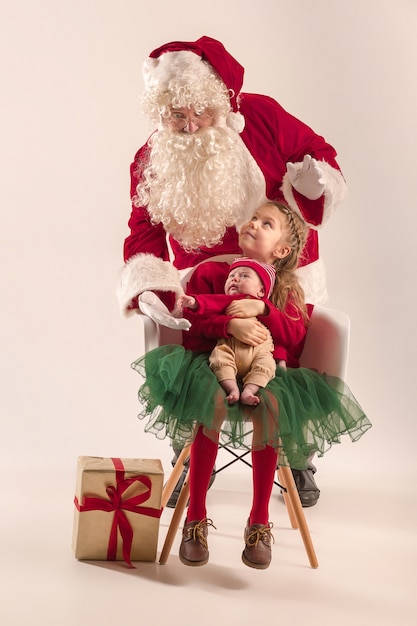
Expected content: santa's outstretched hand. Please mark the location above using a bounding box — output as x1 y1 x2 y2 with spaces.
286 154 326 201
138 291 191 330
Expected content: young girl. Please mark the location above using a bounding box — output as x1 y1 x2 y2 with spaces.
131 200 371 570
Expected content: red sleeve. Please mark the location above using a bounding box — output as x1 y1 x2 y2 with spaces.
274 346 288 362
258 298 308 367
193 293 238 315
240 93 341 226
123 142 170 263
182 263 232 351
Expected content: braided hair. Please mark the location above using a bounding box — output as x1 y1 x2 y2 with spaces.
267 201 309 323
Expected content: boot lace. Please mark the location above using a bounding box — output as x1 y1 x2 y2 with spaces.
246 522 275 547
185 518 217 549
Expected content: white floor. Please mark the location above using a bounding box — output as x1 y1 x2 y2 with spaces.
2 452 416 626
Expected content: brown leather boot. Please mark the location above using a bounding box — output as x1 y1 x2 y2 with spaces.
179 519 216 566
242 521 274 569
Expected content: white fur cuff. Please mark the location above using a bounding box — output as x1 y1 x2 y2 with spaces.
117 253 183 316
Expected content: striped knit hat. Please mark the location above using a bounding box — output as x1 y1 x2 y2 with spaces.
229 257 276 298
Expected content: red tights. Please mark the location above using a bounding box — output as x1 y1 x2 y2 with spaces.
187 425 278 526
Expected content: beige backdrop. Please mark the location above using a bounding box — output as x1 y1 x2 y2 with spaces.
1 0 416 484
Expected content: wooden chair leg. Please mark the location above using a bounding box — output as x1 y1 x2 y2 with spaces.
159 470 190 564
278 465 319 568
161 444 191 509
277 467 298 529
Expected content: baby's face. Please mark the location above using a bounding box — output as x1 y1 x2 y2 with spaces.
224 266 265 298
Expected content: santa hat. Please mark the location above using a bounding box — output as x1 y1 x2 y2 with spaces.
144 36 245 132
229 257 276 298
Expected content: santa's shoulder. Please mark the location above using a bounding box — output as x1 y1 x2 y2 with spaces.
239 92 286 116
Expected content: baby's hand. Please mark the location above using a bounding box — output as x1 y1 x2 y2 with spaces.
277 359 287 370
138 291 191 330
173 294 196 317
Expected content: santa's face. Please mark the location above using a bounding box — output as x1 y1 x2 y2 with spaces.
163 107 215 134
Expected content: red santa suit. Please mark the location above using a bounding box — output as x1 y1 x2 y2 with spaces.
119 37 346 314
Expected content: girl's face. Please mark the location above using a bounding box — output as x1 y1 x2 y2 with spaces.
238 204 291 264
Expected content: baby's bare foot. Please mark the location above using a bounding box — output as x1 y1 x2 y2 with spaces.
240 391 260 405
226 390 240 405
220 380 240 405
240 384 261 406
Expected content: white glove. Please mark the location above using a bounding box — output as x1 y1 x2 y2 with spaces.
286 154 326 200
138 291 191 331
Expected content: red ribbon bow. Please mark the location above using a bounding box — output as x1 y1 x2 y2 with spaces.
74 457 162 567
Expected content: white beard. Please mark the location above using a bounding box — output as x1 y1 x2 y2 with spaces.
135 126 265 251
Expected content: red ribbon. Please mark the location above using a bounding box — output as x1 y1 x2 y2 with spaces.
74 457 162 567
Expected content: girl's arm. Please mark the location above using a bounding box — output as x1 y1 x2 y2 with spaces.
186 296 266 343
224 296 306 349
259 299 310 367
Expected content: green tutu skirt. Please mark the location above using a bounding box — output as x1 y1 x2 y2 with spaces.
131 345 371 469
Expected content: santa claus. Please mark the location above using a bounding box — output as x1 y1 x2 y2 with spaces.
118 36 347 507
118 35 346 323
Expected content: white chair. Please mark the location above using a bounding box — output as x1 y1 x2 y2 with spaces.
136 280 350 569
299 305 350 380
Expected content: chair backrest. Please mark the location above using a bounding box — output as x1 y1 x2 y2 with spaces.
299 305 350 380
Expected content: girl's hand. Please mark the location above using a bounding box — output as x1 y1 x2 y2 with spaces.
226 317 269 346
225 298 266 318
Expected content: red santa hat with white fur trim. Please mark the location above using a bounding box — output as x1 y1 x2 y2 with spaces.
143 36 246 132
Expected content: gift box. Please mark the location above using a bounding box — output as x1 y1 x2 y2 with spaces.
72 456 163 565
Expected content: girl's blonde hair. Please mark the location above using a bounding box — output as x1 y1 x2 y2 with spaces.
267 201 309 323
